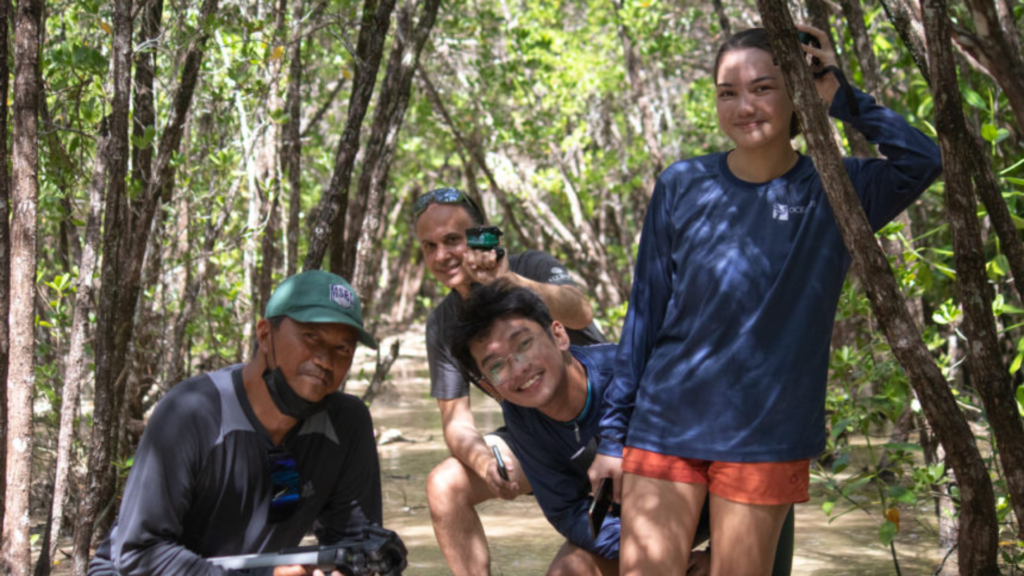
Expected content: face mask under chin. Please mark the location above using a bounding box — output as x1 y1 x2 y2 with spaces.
262 366 331 420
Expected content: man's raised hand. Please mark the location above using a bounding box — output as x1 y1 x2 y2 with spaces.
462 245 510 286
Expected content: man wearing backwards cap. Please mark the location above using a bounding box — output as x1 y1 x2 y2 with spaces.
89 271 382 576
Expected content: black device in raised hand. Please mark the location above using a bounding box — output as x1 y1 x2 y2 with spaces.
588 477 614 540
798 31 822 67
207 525 408 576
466 225 505 261
492 444 510 482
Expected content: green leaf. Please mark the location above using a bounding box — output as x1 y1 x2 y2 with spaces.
981 124 999 142
1004 177 1024 186
822 500 835 516
878 520 898 546
999 158 1024 175
887 485 918 505
999 303 1024 315
884 442 922 453
963 89 986 110
832 452 850 475
1010 352 1023 375
830 417 852 441
841 475 872 497
130 126 156 150
990 253 1010 277
1016 385 1024 416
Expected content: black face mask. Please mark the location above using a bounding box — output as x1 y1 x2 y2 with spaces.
262 366 331 420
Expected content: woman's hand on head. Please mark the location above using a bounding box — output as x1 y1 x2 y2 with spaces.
795 24 840 105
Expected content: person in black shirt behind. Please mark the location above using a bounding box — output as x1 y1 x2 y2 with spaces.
413 187 604 576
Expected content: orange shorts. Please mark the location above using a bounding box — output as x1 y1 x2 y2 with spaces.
622 447 810 506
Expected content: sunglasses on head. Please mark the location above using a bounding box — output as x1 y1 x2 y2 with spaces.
267 447 301 523
412 187 483 219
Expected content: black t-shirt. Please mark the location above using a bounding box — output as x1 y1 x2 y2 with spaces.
427 250 605 400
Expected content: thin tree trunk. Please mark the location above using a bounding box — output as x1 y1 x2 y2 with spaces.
610 0 663 179
236 88 260 352
838 0 880 96
283 0 304 277
362 339 401 404
40 5 164 573
71 0 132 566
877 0 930 85
35 122 110 576
304 0 398 272
299 75 346 139
876 210 926 475
132 0 163 195
0 0 13 539
253 0 288 315
922 423 959 573
2 0 43 572
167 178 243 386
257 194 279 318
554 162 627 308
835 0 879 157
967 134 1024 302
348 0 441 302
921 0 1024 536
74 1 219 572
949 0 1024 132
711 0 731 38
754 5 999 574
38 94 75 275
805 0 873 157
387 238 424 324
882 0 1024 302
125 221 164 445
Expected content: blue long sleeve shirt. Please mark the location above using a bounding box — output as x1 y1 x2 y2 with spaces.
501 344 622 558
599 87 942 462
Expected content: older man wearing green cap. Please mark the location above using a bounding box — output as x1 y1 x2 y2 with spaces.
89 271 383 576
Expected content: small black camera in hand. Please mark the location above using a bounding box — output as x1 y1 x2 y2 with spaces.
466 226 505 261
798 31 821 67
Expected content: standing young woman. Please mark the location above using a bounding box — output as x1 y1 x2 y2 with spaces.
589 25 942 575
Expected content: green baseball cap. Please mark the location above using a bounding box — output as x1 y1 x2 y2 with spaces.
264 270 377 349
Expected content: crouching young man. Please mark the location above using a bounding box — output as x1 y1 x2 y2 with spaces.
451 280 797 575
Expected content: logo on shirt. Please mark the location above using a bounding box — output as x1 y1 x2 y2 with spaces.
549 267 572 283
302 481 315 499
773 201 816 221
330 285 355 308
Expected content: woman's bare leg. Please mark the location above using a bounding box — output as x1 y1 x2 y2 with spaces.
620 473 707 576
708 494 791 576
